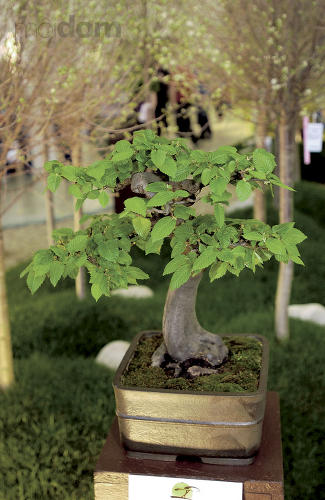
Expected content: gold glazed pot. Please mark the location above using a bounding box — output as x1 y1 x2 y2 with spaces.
113 332 269 465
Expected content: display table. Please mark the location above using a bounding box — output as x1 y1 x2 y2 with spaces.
94 391 284 499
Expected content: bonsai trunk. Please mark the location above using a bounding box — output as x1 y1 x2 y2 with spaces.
153 272 228 366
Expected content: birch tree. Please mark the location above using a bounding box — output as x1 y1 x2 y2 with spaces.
207 0 325 340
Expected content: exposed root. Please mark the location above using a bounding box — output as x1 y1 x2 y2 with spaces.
151 340 228 379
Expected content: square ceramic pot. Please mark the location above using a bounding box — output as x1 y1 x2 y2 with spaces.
113 332 269 464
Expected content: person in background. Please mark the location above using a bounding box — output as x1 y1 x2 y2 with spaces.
150 68 173 136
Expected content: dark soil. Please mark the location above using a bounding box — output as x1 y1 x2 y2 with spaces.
121 334 263 392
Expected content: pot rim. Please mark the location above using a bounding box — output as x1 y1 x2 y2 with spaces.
113 331 269 398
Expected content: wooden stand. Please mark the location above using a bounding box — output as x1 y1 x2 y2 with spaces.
94 392 284 499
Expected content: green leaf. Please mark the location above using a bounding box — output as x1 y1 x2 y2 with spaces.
98 241 119 262
200 234 215 245
67 235 88 253
20 263 32 278
173 190 189 198
253 148 276 174
174 205 194 220
163 255 188 275
169 265 192 290
75 198 85 211
118 250 132 266
283 243 300 257
151 150 166 169
214 204 225 228
91 283 103 302
98 191 109 207
145 239 163 255
243 231 263 241
61 165 77 181
145 182 168 192
132 216 151 239
124 197 147 216
174 220 194 241
151 217 176 242
48 173 61 193
86 190 99 200
282 228 307 245
269 174 295 191
209 261 228 281
171 241 187 257
44 160 61 173
291 255 304 265
272 222 295 235
210 177 228 195
34 249 53 265
147 191 175 207
208 151 230 164
160 157 177 177
265 238 286 254
27 271 46 294
192 246 218 271
87 162 106 181
115 139 132 152
69 184 83 198
201 167 216 185
112 150 133 162
236 180 252 201
49 261 64 286
127 266 149 280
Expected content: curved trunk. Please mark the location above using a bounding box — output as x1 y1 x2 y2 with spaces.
161 272 228 366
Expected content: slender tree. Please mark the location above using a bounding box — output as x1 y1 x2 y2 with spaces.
198 0 325 340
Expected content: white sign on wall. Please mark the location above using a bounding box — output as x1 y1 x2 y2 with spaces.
129 474 243 500
306 123 324 153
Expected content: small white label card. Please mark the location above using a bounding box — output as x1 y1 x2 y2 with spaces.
129 474 243 500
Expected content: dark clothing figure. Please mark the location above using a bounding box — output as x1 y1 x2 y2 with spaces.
192 107 212 144
176 102 192 139
150 69 170 136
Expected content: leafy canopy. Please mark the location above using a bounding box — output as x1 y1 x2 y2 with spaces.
22 130 306 300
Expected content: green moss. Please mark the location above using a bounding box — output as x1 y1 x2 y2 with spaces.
121 334 262 392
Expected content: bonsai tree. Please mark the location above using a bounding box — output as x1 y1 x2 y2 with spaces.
22 130 306 369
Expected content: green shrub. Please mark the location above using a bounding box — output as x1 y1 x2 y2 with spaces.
295 180 325 228
0 355 115 500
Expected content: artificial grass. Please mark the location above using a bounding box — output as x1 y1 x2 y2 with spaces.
1 180 325 499
121 334 262 392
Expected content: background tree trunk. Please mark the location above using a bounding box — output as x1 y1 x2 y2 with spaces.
253 110 267 222
275 108 297 341
0 219 14 389
44 138 55 246
44 125 60 246
71 142 86 300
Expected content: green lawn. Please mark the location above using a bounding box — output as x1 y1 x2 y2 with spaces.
1 181 325 499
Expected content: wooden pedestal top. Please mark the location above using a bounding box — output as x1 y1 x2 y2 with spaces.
95 391 284 499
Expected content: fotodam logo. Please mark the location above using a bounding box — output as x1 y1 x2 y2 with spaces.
15 15 121 39
171 482 200 499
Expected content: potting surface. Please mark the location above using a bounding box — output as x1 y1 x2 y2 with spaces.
94 391 284 499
